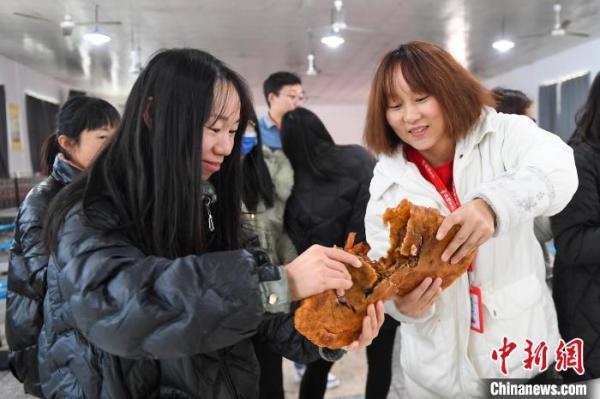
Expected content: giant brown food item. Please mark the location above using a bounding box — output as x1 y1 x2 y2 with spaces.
294 199 475 349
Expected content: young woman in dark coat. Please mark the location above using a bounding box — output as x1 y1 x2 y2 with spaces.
5 96 119 397
281 107 400 399
551 71 600 381
37 49 384 399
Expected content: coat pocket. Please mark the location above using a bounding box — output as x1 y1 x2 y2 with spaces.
472 274 550 378
483 274 542 320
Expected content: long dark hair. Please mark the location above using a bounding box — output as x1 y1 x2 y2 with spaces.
241 113 274 212
280 108 336 180
570 72 600 150
44 49 253 258
40 96 120 175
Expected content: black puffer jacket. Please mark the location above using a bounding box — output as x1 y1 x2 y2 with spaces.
6 156 79 397
551 141 600 381
285 144 375 251
37 198 323 398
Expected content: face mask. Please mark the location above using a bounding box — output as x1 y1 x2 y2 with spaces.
241 132 258 156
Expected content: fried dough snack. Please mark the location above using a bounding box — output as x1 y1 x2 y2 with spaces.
294 199 475 349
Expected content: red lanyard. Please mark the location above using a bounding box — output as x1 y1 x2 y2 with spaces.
409 149 460 212
409 148 477 273
408 148 483 332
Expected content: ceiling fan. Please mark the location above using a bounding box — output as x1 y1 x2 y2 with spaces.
14 4 121 37
328 0 370 33
520 3 590 40
492 17 515 52
314 0 370 48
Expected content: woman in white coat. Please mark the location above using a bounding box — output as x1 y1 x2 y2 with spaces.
363 41 578 398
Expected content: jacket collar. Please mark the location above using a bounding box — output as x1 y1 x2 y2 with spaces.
262 113 277 129
50 155 81 185
200 180 217 203
455 107 495 157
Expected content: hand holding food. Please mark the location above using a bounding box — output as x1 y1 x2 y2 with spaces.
295 199 475 348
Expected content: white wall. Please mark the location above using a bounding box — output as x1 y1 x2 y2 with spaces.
484 37 600 118
0 58 368 177
255 104 368 146
0 54 70 177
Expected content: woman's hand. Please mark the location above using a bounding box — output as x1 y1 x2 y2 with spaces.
344 301 385 351
436 198 495 264
393 277 442 318
285 245 360 301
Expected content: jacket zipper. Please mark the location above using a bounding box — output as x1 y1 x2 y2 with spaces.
218 353 239 399
204 197 215 232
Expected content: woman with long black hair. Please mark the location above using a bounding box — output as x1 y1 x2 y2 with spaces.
281 107 400 399
551 71 600 381
6 95 119 397
37 49 384 398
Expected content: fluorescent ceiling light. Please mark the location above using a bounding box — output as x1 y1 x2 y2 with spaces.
321 32 344 48
84 30 111 46
492 39 514 52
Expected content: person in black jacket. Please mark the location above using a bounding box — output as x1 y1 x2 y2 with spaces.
551 71 600 381
281 107 400 399
5 95 120 397
37 49 385 399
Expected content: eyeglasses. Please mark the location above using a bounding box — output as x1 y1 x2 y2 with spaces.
281 92 308 104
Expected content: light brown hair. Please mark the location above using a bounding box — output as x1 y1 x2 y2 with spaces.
364 41 495 155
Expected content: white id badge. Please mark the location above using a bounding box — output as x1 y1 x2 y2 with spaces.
470 285 484 333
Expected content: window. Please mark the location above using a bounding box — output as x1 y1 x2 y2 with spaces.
538 73 591 142
25 94 59 174
538 83 557 134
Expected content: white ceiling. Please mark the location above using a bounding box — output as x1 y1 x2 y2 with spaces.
1 0 599 106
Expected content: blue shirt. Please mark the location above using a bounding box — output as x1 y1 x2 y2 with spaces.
258 114 282 150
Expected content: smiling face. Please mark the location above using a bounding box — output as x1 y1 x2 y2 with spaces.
385 67 454 166
201 81 241 180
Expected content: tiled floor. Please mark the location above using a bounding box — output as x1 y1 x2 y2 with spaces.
281 333 408 399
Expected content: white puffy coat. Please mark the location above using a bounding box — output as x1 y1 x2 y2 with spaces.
365 108 578 398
